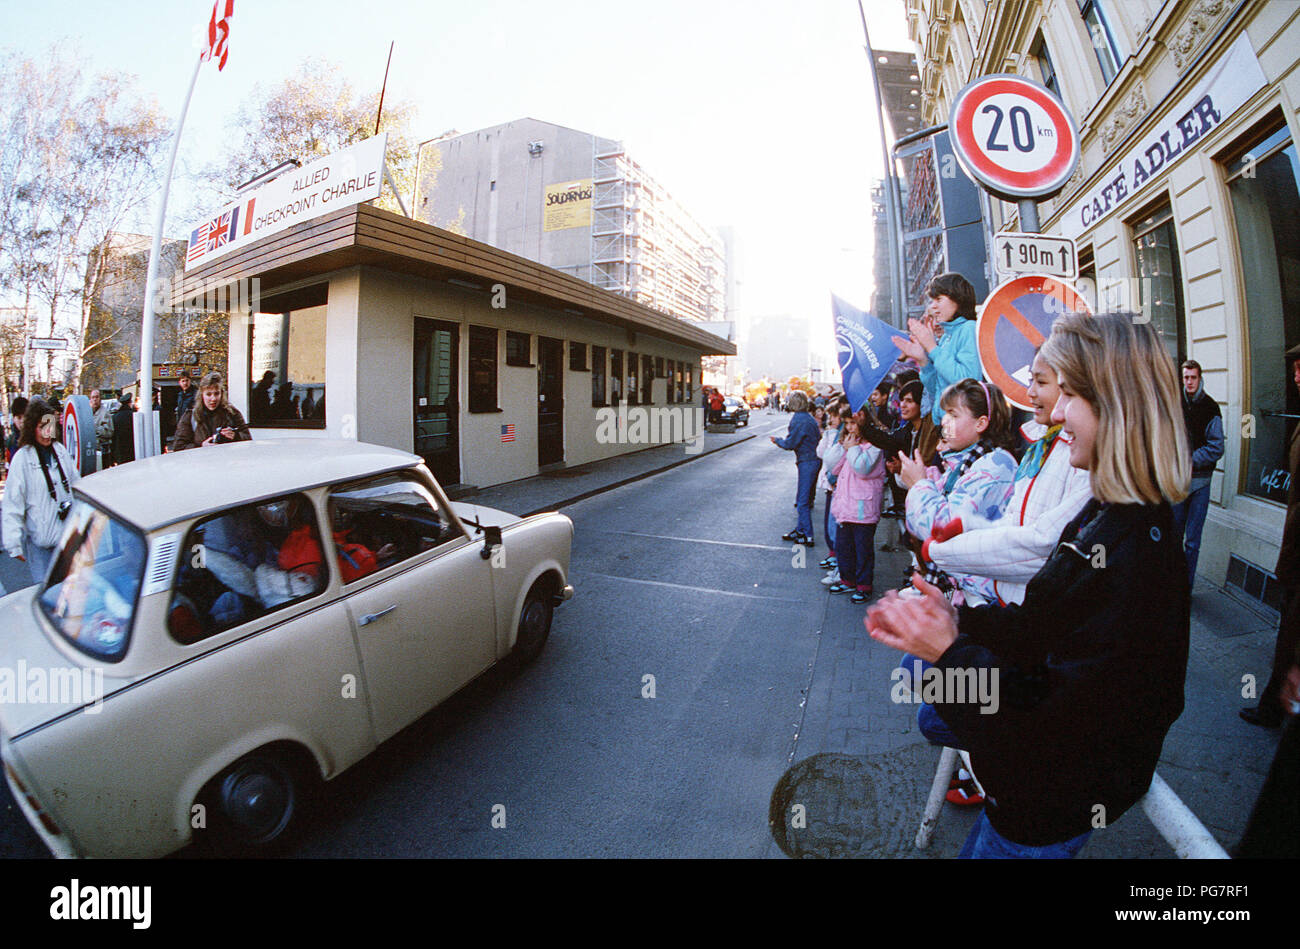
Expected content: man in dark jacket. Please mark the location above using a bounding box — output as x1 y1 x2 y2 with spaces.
1172 360 1223 588
1242 344 1300 727
111 393 135 466
175 370 197 424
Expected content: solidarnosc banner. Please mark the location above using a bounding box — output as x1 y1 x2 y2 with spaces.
832 294 902 413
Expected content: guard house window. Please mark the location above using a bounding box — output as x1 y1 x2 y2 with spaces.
1130 202 1186 366
505 331 531 367
641 354 654 404
591 345 607 406
665 360 676 402
627 351 639 406
675 363 684 403
610 349 624 404
248 285 328 429
1031 33 1060 100
1078 0 1121 85
468 325 499 413
1223 122 1300 503
569 342 588 372
685 365 694 402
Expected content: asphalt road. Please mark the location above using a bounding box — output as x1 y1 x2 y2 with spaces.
0 414 840 858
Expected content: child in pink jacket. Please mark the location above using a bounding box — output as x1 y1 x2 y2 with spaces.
824 409 887 604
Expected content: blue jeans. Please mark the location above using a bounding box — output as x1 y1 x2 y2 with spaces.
959 811 1091 859
835 521 877 591
794 460 820 538
897 654 965 748
823 491 837 553
1171 481 1210 586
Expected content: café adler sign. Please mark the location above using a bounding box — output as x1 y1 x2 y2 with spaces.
1059 34 1266 241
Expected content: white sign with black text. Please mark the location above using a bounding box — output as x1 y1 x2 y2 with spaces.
992 232 1079 279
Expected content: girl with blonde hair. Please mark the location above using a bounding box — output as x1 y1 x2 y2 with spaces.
866 313 1190 858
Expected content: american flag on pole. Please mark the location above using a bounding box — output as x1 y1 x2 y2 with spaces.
500 424 516 443
187 206 239 264
200 0 234 71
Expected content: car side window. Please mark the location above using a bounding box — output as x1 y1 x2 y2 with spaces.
327 474 461 583
168 493 327 645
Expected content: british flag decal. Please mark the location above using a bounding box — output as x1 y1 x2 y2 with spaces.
187 206 240 264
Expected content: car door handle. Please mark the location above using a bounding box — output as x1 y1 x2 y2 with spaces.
358 605 397 626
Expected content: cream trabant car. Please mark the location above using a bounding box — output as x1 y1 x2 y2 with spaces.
0 439 573 857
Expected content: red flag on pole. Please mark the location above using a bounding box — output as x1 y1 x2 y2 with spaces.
200 0 234 71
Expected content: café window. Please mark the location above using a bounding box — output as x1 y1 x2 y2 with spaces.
569 342 589 372
665 360 676 402
610 349 624 403
468 325 499 413
1130 201 1186 365
591 345 607 406
641 354 654 404
685 365 694 402
248 286 328 428
1223 123 1300 503
506 331 531 367
675 363 684 403
1077 246 1098 312
627 351 639 405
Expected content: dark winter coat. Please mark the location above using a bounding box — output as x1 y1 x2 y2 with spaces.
172 404 251 451
932 498 1189 846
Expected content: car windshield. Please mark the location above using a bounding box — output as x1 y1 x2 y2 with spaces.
38 501 146 662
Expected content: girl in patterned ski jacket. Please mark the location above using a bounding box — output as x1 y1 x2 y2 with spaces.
897 378 1018 605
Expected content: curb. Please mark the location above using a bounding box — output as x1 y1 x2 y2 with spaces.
521 430 759 517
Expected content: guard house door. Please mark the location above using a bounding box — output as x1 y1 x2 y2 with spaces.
538 336 564 466
414 317 460 485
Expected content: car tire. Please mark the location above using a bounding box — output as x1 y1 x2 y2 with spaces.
509 581 554 669
197 751 307 856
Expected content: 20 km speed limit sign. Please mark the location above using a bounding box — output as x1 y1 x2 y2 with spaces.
949 74 1080 200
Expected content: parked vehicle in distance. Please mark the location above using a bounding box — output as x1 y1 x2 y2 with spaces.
0 439 574 857
718 398 750 427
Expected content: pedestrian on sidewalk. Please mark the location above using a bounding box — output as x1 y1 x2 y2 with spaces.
111 393 136 466
891 273 983 426
866 311 1191 859
1241 343 1300 727
1172 359 1223 589
920 351 1093 607
5 396 28 468
825 409 886 603
770 390 820 546
2 399 81 583
897 378 1019 605
816 400 848 577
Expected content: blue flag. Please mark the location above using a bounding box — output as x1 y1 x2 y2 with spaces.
832 294 902 413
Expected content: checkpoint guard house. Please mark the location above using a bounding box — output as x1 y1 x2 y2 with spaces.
174 138 733 491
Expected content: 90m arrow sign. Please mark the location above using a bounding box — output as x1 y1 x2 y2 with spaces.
993 232 1078 280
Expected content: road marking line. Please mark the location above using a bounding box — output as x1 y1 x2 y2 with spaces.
582 571 806 603
596 530 789 552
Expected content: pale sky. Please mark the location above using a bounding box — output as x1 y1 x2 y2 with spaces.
1 0 915 366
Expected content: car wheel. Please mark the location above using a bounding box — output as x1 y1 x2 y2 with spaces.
510 582 554 669
200 752 304 855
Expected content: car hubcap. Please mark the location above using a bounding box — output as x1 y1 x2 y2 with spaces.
221 762 293 842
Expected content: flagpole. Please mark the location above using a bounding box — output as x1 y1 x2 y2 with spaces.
138 55 203 457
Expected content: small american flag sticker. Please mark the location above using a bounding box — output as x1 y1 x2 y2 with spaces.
500 424 515 443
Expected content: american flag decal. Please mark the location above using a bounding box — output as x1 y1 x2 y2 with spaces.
500 424 515 443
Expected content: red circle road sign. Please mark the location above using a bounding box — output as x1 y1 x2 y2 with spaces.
950 74 1080 200
976 275 1092 410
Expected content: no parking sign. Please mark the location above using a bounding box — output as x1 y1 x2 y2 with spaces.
977 275 1092 410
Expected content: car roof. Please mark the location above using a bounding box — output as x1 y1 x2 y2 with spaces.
76 438 423 531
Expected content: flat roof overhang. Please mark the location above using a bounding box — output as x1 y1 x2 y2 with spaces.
173 203 735 356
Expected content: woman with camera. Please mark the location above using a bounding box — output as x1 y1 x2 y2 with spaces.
2 399 81 583
172 372 251 451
